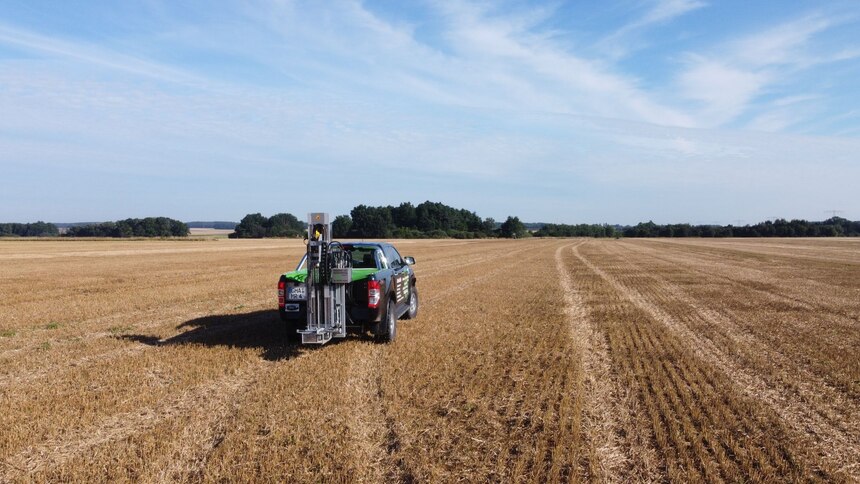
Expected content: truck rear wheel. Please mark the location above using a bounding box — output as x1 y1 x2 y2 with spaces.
402 286 419 320
377 300 397 343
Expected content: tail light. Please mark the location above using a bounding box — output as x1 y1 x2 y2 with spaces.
278 279 285 308
367 279 381 308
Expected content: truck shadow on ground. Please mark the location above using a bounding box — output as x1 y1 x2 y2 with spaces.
119 309 306 361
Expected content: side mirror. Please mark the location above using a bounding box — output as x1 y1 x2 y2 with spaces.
404 256 415 265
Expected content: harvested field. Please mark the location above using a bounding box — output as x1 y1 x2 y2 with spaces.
0 237 857 482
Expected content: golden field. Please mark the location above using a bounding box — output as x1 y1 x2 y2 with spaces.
0 237 858 482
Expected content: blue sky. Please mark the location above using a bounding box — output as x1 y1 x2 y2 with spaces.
0 0 858 224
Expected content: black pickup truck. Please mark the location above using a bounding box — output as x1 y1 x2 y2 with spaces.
277 242 419 340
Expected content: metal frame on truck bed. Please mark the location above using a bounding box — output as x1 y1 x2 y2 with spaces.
276 212 420 345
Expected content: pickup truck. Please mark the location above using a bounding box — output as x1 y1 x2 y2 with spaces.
278 242 419 341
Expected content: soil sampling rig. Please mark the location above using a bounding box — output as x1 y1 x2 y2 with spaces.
277 213 419 345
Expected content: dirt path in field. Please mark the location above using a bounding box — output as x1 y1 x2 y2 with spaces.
553 242 626 480
1 359 272 479
573 242 859 479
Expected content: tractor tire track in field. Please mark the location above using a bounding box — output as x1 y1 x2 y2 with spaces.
574 242 859 480
350 345 413 483
346 343 420 484
554 242 626 481
340 344 393 483
1 358 273 480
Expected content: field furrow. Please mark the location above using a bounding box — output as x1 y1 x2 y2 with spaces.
569 241 842 481
614 240 860 401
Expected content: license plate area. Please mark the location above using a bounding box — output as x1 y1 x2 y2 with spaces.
287 285 306 300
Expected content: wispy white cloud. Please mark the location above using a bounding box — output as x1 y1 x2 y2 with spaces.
746 111 803 132
772 94 819 107
675 11 859 129
640 0 707 25
428 0 694 126
745 95 819 132
678 56 769 126
0 23 210 88
730 14 835 67
598 0 707 59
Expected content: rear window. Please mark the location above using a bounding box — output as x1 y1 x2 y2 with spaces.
350 247 379 269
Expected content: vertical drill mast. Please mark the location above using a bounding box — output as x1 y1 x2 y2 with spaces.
299 212 351 344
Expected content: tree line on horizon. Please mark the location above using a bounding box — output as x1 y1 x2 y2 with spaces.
0 222 59 237
3 211 859 239
231 202 529 239
338 202 510 239
533 223 619 238
230 205 860 239
621 217 860 237
64 217 189 237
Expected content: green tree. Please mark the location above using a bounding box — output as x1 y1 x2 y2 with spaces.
232 213 267 238
63 218 185 238
266 213 303 237
500 216 526 238
332 215 352 238
481 217 497 237
350 205 392 238
391 202 417 228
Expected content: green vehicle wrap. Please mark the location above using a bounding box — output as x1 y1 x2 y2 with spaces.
281 268 379 283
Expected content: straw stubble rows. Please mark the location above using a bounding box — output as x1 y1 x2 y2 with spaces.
0 237 857 481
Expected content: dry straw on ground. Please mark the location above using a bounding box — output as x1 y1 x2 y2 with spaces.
0 237 857 482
